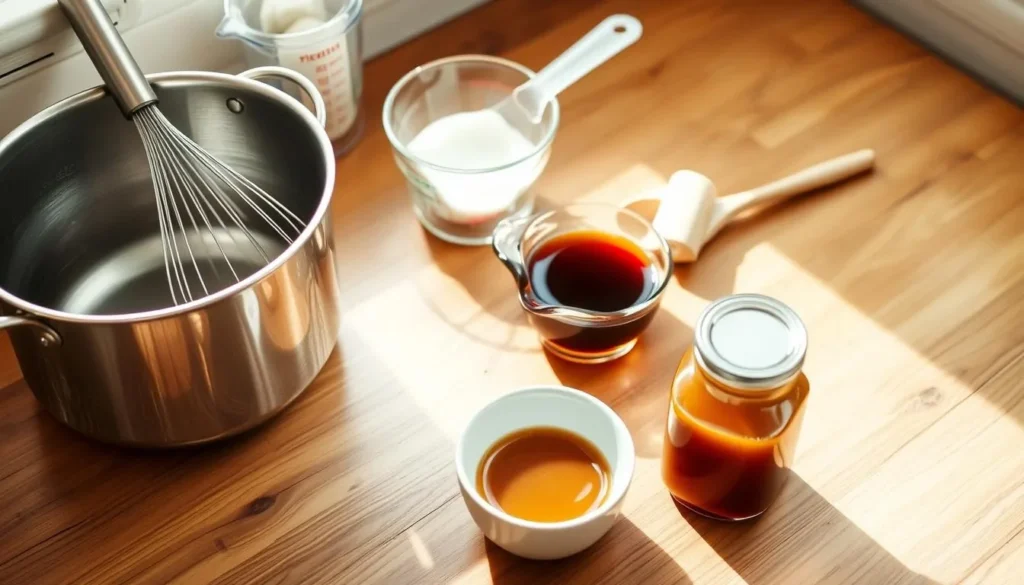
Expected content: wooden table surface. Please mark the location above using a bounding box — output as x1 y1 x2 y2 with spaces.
2 0 1023 583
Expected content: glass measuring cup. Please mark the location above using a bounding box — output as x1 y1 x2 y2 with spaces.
492 203 673 363
217 0 364 155
383 55 559 246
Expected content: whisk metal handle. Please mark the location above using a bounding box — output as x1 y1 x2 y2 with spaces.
58 0 157 117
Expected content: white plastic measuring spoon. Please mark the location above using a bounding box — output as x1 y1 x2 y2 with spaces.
496 14 643 124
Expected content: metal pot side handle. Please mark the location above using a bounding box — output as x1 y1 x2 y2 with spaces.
0 315 61 347
238 66 328 129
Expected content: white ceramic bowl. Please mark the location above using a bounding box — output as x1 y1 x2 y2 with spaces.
455 385 636 560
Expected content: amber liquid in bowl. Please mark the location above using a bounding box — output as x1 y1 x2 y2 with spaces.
662 350 809 521
526 230 660 360
476 426 611 523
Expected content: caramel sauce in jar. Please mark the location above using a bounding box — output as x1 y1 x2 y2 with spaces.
662 294 810 521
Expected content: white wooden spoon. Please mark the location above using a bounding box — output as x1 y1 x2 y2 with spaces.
624 149 876 262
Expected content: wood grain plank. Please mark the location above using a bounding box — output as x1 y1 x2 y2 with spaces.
840 353 1024 583
961 523 1024 585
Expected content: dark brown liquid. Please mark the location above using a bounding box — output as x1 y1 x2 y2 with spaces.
527 230 659 355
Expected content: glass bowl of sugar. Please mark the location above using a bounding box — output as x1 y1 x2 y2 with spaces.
383 55 560 246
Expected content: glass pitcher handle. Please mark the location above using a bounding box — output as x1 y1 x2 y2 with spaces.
491 214 533 289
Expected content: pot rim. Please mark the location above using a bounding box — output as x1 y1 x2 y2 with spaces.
0 70 336 325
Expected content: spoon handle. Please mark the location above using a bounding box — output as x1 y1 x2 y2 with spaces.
513 14 643 122
706 149 876 239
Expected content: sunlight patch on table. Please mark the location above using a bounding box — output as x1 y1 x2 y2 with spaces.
416 264 538 354
346 277 563 441
450 558 492 585
343 231 1013 578
840 355 1024 578
730 244 981 463
741 244 1021 573
657 283 712 328
407 530 435 571
555 162 668 208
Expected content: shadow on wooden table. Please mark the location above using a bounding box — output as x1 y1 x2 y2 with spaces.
419 233 542 354
542 310 693 460
679 471 940 585
484 517 692 585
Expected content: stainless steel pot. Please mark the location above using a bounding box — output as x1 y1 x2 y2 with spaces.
0 67 341 447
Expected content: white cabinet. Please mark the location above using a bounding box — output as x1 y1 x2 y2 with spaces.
857 0 1024 102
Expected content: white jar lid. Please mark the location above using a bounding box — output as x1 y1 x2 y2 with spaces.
694 293 808 390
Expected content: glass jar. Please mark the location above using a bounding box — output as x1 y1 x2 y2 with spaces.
662 294 810 521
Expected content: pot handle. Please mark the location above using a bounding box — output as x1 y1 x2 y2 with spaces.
238 66 328 129
0 316 61 348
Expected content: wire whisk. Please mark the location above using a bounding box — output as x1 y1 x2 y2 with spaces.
59 0 310 306
133 106 304 305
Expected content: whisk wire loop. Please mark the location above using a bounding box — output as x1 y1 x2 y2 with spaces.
132 105 307 305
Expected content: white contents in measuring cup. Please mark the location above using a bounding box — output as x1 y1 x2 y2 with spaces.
406 110 539 224
285 16 326 33
260 0 327 34
260 0 359 142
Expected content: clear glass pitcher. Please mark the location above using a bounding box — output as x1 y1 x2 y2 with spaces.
492 203 673 363
217 0 364 155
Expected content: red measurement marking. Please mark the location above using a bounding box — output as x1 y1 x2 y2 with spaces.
299 43 342 63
